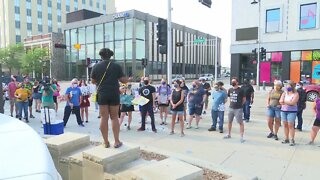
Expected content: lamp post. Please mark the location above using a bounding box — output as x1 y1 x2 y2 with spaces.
251 0 261 90
167 0 173 84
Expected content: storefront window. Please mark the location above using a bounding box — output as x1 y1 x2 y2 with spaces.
291 51 301 61
79 48 85 60
115 20 124 40
105 41 113 52
126 40 132 59
313 50 320 60
266 53 271 61
125 19 133 39
104 22 113 41
86 26 94 44
78 27 85 44
271 52 282 62
115 40 124 60
136 19 145 40
302 51 312 60
95 24 103 43
271 63 282 82
136 40 145 59
301 61 312 82
65 30 70 47
95 43 104 60
71 29 77 46
86 44 94 59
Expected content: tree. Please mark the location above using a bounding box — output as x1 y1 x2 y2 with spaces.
0 44 24 74
21 47 49 79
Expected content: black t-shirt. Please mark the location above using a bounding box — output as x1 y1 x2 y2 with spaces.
171 89 184 111
241 84 254 100
181 85 189 102
139 85 156 105
91 60 124 94
228 87 245 109
201 82 211 95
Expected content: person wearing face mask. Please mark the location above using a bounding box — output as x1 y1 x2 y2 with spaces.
240 79 254 123
266 80 283 140
224 78 246 143
200 78 211 114
79 80 91 123
63 78 84 127
186 80 206 129
14 83 32 122
157 78 171 125
170 80 185 136
295 82 307 131
119 85 134 130
138 77 157 133
208 82 227 133
180 79 189 123
279 81 299 146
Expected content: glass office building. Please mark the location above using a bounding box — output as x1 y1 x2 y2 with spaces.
64 9 221 80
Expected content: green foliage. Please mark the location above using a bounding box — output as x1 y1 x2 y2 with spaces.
0 44 24 73
21 47 49 76
313 51 320 61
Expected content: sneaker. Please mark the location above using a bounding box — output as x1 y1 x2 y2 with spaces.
195 126 199 129
296 128 302 132
240 137 245 143
307 141 314 145
152 129 157 133
30 115 35 118
245 119 249 123
282 139 289 144
180 132 185 137
137 128 145 131
219 129 224 133
289 139 295 146
274 135 279 141
79 124 85 127
10 115 13 117
25 119 29 123
267 132 274 138
169 131 174 135
208 127 216 131
160 122 165 125
223 134 231 139
16 115 19 118
97 116 101 118
164 122 167 125
127 126 131 130
186 126 192 129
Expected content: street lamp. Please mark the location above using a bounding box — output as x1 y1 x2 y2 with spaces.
251 0 261 90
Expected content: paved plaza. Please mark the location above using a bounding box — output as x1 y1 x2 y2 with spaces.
4 79 320 180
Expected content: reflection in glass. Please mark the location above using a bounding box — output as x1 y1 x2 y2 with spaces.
115 21 124 40
104 22 113 41
70 29 77 46
136 19 145 40
86 26 94 44
136 40 145 59
65 30 70 47
115 41 124 60
95 43 104 60
291 51 301 61
87 44 94 59
126 40 132 59
105 41 113 52
95 24 103 43
78 27 85 44
271 62 282 82
125 19 133 39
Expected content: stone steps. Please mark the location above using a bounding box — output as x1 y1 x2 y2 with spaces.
44 133 203 180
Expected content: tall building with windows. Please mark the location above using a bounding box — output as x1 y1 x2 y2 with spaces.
0 0 115 48
231 0 320 85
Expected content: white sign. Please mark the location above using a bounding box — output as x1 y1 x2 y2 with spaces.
113 12 129 19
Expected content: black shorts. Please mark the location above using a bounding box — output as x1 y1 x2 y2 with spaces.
28 99 33 107
97 92 120 106
121 105 134 112
53 96 58 103
159 103 169 107
314 118 320 127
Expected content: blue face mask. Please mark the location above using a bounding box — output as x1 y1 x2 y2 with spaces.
192 85 196 88
174 84 178 88
287 87 292 92
162 82 166 85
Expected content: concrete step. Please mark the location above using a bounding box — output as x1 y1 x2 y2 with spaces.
121 158 203 180
82 143 140 180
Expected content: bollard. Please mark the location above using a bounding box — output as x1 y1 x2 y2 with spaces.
263 81 266 90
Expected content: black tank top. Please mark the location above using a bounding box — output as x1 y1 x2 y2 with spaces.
171 89 184 111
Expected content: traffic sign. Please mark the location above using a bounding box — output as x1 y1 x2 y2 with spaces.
74 44 81 50
193 38 206 44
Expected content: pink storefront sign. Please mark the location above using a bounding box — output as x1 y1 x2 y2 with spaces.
260 62 271 83
271 52 282 62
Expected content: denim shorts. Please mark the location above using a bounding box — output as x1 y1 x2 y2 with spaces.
171 111 184 115
281 111 297 123
267 106 281 118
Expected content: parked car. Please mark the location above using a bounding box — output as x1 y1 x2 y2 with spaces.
223 72 230 77
304 84 320 102
199 74 214 81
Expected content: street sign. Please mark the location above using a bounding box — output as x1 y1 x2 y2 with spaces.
193 38 206 44
74 44 81 50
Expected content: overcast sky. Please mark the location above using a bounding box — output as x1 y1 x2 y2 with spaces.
115 0 232 68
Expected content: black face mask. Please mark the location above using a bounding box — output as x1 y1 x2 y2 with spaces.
144 80 149 85
231 82 237 86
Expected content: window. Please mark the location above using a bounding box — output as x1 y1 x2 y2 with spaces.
48 14 52 20
95 24 104 43
103 4 106 10
66 6 70 12
126 19 133 39
90 0 93 7
38 25 43 32
15 6 20 14
115 21 124 40
37 0 41 5
16 35 21 43
27 23 32 30
37 4 42 11
266 8 280 32
48 26 52 32
26 0 31 2
48 0 52 7
57 3 61 9
82 0 86 8
86 26 94 44
97 2 100 9
58 16 62 22
136 19 145 40
14 0 20 6
58 28 62 33
104 22 114 42
291 51 301 61
300 3 317 29
27 9 32 16
38 11 42 18
15 21 20 28
15 14 20 21
38 19 42 25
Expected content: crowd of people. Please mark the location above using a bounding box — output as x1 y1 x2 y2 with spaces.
2 47 320 149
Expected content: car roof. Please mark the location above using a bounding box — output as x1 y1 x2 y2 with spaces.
0 114 61 180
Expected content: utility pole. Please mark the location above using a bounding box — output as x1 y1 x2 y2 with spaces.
0 64 4 113
214 37 218 83
167 0 172 84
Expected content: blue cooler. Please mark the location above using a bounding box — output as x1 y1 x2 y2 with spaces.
43 120 64 135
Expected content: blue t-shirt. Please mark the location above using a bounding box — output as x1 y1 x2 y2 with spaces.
188 87 206 105
211 90 227 111
65 87 82 106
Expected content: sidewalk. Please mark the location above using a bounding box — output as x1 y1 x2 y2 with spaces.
4 80 319 179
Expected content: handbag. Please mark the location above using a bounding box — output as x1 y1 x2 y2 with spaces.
92 61 111 102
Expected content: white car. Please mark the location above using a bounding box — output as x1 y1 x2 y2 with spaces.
199 74 214 81
0 114 62 180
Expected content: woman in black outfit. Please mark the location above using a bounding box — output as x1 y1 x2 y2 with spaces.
170 80 185 137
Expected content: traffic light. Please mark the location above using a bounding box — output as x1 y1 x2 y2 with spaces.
199 0 212 8
86 58 91 66
157 18 167 46
54 43 67 49
176 42 184 47
251 48 257 61
142 58 148 67
260 47 266 61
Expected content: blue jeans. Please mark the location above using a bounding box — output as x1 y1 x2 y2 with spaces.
17 101 28 120
296 110 303 129
140 104 156 130
211 110 224 130
243 100 251 120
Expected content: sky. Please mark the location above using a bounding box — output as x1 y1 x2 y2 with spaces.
115 0 232 68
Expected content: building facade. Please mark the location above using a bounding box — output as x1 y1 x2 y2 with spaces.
231 0 320 85
0 0 115 48
64 10 221 80
24 33 65 80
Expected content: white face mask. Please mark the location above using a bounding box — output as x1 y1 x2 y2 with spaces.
296 85 301 89
73 84 78 88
